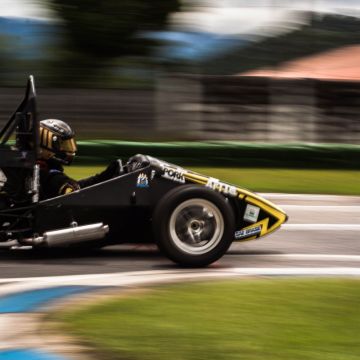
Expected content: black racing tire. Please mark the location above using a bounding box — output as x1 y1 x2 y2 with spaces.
152 185 235 267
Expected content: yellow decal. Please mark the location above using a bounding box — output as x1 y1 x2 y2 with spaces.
246 196 287 233
184 172 207 185
182 169 287 236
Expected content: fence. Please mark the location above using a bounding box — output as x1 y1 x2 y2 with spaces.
0 75 359 143
157 76 360 143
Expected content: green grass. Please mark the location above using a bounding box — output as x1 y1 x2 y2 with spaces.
67 166 360 195
56 279 360 360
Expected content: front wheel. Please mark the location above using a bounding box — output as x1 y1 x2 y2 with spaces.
152 185 235 267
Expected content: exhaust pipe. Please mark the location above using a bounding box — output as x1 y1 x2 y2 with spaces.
33 223 109 247
0 239 20 248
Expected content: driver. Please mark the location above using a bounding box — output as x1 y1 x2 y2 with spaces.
39 119 121 199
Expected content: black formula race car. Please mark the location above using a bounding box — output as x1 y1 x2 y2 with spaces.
0 76 288 267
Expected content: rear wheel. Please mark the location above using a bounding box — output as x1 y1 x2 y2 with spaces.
153 185 235 267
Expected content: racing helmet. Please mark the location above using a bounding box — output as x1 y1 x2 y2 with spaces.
39 119 77 165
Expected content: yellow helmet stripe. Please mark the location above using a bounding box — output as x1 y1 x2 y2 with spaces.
40 127 45 146
71 138 77 152
47 129 52 149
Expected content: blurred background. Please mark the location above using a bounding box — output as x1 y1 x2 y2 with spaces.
0 6 359 359
0 0 359 144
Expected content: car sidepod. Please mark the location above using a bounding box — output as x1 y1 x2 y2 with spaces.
33 165 182 244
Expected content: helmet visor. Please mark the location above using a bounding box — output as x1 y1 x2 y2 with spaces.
60 138 77 153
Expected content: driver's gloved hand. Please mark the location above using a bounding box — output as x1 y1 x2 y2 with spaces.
100 159 123 180
126 155 150 172
78 159 123 188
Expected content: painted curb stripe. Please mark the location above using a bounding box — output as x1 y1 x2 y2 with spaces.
1 267 360 296
0 349 67 360
0 286 103 313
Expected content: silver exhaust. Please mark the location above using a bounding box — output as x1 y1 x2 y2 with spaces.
33 223 109 247
0 239 20 248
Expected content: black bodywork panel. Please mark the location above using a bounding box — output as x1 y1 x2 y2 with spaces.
34 165 178 243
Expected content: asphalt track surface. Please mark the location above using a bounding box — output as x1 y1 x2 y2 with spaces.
0 194 359 279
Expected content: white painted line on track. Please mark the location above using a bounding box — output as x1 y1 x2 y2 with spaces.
0 255 359 286
260 193 360 201
282 254 360 261
0 270 244 297
1 265 360 297
280 205 360 211
232 267 360 276
247 254 360 261
282 224 360 231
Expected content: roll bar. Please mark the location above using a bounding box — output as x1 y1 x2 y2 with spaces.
0 76 39 167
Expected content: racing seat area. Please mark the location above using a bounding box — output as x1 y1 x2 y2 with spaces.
0 167 34 208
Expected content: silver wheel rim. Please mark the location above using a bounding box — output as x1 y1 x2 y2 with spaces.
169 198 224 255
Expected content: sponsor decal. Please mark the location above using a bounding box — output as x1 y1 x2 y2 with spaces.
0 169 7 190
136 173 149 188
162 166 186 184
206 177 237 197
235 225 262 239
244 204 260 223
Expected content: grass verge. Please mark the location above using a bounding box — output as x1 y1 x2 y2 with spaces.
67 166 360 195
56 279 360 360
